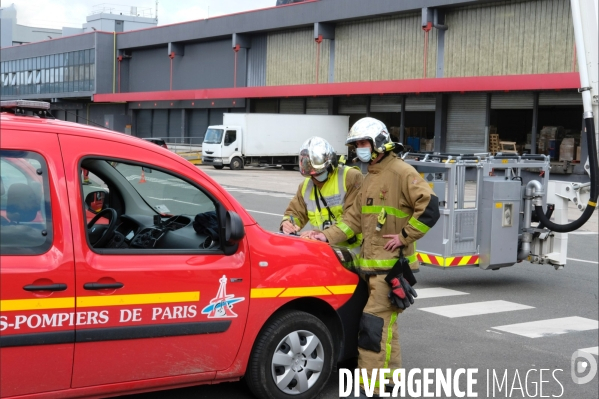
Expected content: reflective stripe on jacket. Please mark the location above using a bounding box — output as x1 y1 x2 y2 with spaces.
282 165 363 249
322 153 440 271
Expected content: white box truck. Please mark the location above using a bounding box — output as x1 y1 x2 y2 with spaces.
201 113 350 170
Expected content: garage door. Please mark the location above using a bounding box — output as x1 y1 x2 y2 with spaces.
168 109 182 140
306 98 329 115
539 92 583 106
446 93 487 153
188 109 208 143
152 109 168 138
370 95 402 113
405 95 436 112
279 98 305 114
491 93 533 109
338 96 368 114
135 110 152 138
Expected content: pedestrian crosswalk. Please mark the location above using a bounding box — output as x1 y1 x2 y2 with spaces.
491 317 599 338
413 286 598 352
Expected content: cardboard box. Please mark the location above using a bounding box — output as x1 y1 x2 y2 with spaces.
559 138 575 161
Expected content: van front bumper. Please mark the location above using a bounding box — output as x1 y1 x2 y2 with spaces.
201 157 223 166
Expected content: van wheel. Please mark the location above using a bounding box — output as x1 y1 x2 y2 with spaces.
246 310 333 399
282 165 296 171
230 157 244 170
213 165 224 170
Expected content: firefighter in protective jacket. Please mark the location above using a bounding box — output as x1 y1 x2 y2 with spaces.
307 118 440 395
280 136 363 252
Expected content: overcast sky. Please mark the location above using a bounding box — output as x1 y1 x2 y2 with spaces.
3 0 276 29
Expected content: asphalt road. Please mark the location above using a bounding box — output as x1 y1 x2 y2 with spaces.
123 166 598 399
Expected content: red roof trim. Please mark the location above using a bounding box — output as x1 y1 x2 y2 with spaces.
93 73 580 103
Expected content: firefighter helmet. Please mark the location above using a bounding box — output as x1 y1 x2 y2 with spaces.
299 136 337 177
347 117 393 154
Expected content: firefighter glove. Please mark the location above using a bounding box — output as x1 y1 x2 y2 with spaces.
388 275 417 310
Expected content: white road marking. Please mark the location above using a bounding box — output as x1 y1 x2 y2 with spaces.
492 317 599 338
579 346 599 356
419 300 534 318
247 210 282 217
567 257 599 264
416 287 469 299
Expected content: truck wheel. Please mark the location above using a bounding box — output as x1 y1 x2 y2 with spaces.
246 310 333 399
230 157 244 170
213 165 224 170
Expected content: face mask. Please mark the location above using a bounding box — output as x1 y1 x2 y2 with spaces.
314 171 328 182
356 148 373 163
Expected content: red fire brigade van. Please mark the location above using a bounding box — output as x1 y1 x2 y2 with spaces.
0 101 366 399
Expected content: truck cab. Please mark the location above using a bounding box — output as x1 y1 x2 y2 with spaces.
201 125 243 170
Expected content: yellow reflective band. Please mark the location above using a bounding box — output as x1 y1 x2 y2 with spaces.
384 311 398 368
77 291 199 308
408 217 430 234
356 255 416 268
589 201 597 207
279 286 332 297
336 221 355 239
250 288 285 298
0 297 75 312
362 206 408 219
326 285 357 295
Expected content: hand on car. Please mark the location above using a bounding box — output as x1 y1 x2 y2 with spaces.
301 230 328 242
383 234 402 252
281 220 300 235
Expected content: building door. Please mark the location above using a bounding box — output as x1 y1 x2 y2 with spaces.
446 93 487 153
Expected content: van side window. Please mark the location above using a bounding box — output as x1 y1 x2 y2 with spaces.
224 130 236 146
0 150 53 255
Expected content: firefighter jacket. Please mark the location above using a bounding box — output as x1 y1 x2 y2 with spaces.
322 153 440 270
282 165 363 249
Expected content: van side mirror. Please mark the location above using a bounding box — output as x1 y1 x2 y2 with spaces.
85 191 106 214
223 210 245 255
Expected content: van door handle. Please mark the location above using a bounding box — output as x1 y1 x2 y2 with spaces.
23 283 67 292
83 282 124 290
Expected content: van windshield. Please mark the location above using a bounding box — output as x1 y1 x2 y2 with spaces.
204 129 224 144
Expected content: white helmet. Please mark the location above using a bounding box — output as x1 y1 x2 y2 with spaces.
347 117 396 154
299 136 337 177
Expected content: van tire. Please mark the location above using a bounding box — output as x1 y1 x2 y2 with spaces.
230 157 244 170
246 310 333 399
213 165 224 170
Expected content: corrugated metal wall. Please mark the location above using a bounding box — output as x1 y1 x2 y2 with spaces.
266 28 330 86
444 0 575 77
334 14 437 82
247 35 267 87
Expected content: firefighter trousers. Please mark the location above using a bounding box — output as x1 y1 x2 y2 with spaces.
358 274 402 389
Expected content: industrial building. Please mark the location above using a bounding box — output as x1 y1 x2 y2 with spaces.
0 0 588 174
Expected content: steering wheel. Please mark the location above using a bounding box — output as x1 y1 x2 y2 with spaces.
87 208 118 248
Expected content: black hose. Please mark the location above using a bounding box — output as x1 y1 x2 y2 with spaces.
537 204 554 230
535 117 598 232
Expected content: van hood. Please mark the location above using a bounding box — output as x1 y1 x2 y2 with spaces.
202 142 222 157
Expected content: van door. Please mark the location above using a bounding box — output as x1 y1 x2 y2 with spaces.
59 135 250 387
221 129 239 161
0 132 75 397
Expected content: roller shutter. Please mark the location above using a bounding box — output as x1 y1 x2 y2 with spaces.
135 110 152 138
370 95 402 113
253 99 278 113
168 109 182 140
338 96 368 114
491 93 533 109
446 93 487 153
539 92 582 106
152 109 168 138
66 109 77 122
306 98 329 115
188 109 208 144
279 98 305 114
405 95 436 111
209 108 227 125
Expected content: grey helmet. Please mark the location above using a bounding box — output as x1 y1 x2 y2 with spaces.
347 117 396 154
298 136 337 177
